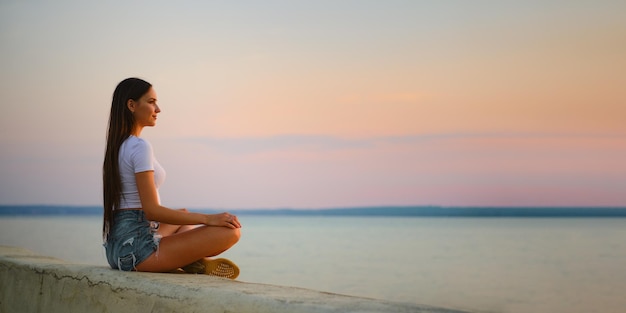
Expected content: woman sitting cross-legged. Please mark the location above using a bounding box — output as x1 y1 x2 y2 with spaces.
102 77 241 278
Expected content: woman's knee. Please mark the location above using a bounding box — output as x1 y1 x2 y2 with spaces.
230 227 241 244
217 227 240 251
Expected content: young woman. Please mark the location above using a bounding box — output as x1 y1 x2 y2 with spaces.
102 77 241 278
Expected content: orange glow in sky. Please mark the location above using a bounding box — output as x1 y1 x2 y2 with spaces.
0 1 624 208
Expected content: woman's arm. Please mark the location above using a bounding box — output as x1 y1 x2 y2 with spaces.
135 171 241 228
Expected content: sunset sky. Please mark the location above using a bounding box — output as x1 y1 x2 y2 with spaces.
1 1 624 209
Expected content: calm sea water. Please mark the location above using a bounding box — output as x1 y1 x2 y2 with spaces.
1 215 626 313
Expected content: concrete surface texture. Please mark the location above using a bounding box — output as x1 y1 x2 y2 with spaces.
0 245 470 313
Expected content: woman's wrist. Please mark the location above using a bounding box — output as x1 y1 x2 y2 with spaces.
200 213 213 225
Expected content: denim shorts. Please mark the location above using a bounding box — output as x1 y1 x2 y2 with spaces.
103 210 161 271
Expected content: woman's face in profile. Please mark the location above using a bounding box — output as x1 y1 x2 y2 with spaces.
132 87 160 128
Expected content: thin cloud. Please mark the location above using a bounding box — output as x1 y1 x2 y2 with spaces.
187 134 372 155
186 132 624 155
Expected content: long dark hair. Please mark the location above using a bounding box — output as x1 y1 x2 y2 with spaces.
103 77 152 239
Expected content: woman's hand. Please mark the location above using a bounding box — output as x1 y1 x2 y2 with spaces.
204 212 241 229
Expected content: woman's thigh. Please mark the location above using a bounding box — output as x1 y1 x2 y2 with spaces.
156 223 182 237
157 223 201 237
136 225 240 272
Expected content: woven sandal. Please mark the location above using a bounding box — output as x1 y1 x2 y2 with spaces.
181 260 205 274
202 258 240 279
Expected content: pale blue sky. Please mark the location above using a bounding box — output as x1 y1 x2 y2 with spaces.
1 1 625 208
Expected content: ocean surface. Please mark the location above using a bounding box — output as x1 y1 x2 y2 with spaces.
1 215 626 313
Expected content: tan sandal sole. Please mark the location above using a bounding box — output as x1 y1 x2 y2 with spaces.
202 258 240 279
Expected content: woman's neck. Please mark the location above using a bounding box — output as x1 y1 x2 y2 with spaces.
131 125 143 137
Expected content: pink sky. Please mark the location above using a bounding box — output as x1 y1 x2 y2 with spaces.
0 1 624 208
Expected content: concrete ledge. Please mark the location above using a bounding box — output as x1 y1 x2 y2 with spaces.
0 246 469 313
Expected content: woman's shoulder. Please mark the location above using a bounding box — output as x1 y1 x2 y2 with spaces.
122 136 152 151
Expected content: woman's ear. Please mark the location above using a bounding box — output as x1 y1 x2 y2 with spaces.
127 99 136 113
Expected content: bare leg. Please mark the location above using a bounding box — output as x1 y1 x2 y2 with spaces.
176 224 200 233
136 225 240 272
157 223 198 237
156 223 182 237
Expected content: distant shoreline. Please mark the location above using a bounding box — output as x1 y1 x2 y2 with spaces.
2 205 626 217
